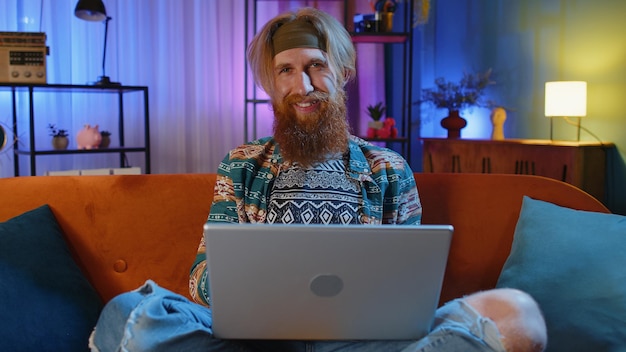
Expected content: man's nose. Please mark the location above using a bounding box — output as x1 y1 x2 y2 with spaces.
293 72 314 96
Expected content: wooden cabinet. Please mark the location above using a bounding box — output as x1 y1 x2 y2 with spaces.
421 138 615 202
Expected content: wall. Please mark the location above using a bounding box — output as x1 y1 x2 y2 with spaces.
416 0 626 214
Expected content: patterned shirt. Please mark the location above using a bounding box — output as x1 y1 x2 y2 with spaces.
267 157 363 225
189 135 422 306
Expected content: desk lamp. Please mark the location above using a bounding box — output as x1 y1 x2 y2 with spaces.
75 0 120 86
545 81 587 141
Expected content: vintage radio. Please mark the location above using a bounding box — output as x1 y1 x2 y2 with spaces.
0 31 47 83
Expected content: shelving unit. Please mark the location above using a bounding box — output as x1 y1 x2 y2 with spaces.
0 83 150 176
243 0 414 163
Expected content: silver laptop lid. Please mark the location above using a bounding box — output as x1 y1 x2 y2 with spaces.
204 223 453 341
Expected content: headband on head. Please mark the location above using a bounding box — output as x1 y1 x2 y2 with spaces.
271 18 326 57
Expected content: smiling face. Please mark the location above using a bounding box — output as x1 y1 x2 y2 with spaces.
271 47 349 167
272 47 337 117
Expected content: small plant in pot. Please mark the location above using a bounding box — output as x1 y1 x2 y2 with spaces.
99 130 111 148
366 102 386 130
48 124 69 150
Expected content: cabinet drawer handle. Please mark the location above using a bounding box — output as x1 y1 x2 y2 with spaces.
515 160 535 175
482 157 491 173
452 155 461 173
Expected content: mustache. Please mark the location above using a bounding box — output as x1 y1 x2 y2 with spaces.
283 91 330 105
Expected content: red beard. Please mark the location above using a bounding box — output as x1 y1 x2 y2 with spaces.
272 91 350 167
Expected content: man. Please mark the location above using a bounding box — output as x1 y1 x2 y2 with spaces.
91 7 547 352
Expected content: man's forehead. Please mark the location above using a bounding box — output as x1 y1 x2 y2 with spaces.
273 47 327 66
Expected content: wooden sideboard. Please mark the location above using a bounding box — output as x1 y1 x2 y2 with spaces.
421 138 615 202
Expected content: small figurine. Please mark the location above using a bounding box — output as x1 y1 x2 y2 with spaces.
490 107 507 140
76 124 103 149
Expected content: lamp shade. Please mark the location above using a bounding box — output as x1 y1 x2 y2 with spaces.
75 0 107 22
545 81 587 117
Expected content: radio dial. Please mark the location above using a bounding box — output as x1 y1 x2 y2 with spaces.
24 71 32 78
11 71 19 78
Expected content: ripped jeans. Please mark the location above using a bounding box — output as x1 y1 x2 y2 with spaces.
89 280 506 352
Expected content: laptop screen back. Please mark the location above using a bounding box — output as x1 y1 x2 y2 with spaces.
204 223 453 341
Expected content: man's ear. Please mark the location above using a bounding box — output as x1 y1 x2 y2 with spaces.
341 70 355 87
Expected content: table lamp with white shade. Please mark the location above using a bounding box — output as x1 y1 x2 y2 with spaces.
545 81 587 141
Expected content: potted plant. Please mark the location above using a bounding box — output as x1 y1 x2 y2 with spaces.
366 102 386 130
418 69 495 138
48 124 69 150
99 130 111 148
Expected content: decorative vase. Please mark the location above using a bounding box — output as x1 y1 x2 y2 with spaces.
440 110 467 139
52 136 69 150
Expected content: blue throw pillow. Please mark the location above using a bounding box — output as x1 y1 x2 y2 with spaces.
0 205 103 351
496 196 626 351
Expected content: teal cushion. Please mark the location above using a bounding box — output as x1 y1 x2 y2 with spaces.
496 196 626 351
0 205 103 351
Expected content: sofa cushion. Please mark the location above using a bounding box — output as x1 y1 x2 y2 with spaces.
496 196 626 351
0 205 103 351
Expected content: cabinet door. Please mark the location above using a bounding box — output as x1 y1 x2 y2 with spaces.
423 140 495 173
422 138 610 203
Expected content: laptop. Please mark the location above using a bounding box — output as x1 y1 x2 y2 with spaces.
204 222 453 341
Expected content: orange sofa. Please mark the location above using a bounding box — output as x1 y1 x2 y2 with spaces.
0 172 608 306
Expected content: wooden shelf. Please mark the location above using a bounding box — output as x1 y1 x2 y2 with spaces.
350 32 409 43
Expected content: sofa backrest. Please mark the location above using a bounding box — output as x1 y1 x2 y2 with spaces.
0 173 608 304
0 174 215 302
415 173 608 304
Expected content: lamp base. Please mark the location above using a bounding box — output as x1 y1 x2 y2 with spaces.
92 76 121 86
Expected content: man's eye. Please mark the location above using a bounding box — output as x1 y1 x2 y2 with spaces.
279 67 291 74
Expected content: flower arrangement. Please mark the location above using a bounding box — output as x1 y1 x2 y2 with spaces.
365 102 398 139
419 69 495 111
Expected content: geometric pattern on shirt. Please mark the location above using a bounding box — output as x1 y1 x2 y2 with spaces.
267 158 363 224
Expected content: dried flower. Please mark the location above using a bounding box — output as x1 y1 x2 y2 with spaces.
419 69 495 111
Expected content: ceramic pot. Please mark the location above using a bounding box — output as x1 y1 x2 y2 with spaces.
100 135 111 148
368 120 384 130
52 136 69 150
440 110 467 139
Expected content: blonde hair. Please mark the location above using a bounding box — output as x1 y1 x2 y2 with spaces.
246 7 356 96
